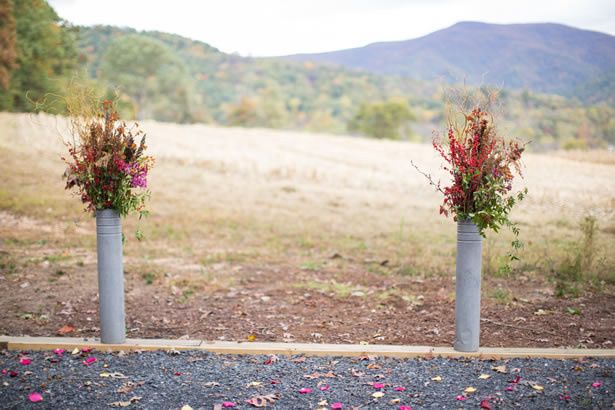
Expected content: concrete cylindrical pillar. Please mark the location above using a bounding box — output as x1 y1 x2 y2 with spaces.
454 220 482 352
96 209 126 344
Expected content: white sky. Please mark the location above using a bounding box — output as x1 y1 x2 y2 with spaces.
49 0 615 57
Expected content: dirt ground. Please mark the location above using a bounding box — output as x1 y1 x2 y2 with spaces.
0 113 614 348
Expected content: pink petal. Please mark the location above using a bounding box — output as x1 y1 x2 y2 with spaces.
222 402 236 408
83 357 97 366
81 347 92 353
174 372 182 376
480 399 492 410
319 385 330 391
270 380 280 384
9 370 18 377
399 406 412 410
28 392 43 403
394 386 406 392
455 395 466 401
373 382 385 389
331 403 343 409
299 388 312 394
505 386 514 391
19 358 31 365
592 381 602 388
1 369 6 375
53 349 65 357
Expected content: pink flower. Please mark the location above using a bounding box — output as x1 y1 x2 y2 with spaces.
319 385 330 391
399 406 412 410
53 349 65 357
83 357 97 366
455 395 466 401
19 358 31 365
28 392 43 402
222 402 236 408
331 403 343 409
394 386 406 392
592 381 602 388
299 388 312 394
373 382 385 389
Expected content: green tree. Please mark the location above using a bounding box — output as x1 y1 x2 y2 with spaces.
3 0 77 111
348 99 414 139
100 34 196 122
0 0 17 110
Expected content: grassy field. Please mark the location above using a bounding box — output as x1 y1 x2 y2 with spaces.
1 112 614 346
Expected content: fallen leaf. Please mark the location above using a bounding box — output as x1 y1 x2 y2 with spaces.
83 357 97 366
480 399 491 410
492 365 507 374
394 386 406 392
9 371 18 377
533 309 550 316
180 406 193 410
389 398 401 404
323 371 336 378
100 372 127 379
19 358 31 365
247 381 262 387
116 381 144 394
372 392 384 399
367 363 381 369
592 381 602 388
247 334 257 342
505 386 515 391
53 349 65 357
464 387 477 393
204 381 221 388
399 406 412 410
532 384 544 391
246 393 280 407
455 395 466 401
81 347 92 353
304 372 321 380
319 385 330 391
221 402 236 408
331 403 343 409
373 382 385 389
71 348 80 355
299 388 312 394
291 356 306 363
263 355 278 365
350 369 365 377
318 399 328 407
57 324 75 335
478 374 491 380
431 376 442 382
110 396 141 407
28 392 43 403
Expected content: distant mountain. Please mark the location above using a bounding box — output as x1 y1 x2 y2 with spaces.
283 22 615 100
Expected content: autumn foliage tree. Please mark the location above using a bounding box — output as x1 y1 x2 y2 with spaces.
0 0 17 109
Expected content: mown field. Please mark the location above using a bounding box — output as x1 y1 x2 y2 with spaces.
0 112 614 347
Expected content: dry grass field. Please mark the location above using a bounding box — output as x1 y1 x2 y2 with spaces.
1 112 614 347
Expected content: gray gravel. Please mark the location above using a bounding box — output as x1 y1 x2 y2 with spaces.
0 349 613 409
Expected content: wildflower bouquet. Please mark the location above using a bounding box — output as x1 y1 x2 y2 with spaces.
415 106 527 238
63 100 154 219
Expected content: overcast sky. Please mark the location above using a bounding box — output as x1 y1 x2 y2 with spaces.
49 0 615 56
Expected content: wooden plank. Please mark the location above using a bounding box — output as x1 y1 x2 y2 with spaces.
1 336 613 359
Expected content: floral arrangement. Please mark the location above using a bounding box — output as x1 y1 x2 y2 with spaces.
414 104 527 240
63 100 154 220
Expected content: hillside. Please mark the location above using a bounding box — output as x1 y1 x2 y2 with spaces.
76 25 615 148
283 22 615 101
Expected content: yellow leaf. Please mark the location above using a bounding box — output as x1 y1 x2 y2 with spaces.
318 400 328 406
431 376 442 382
532 384 544 391
247 381 262 387
372 392 385 398
479 374 491 379
100 372 111 378
247 334 256 342
71 348 80 355
492 365 507 373
181 406 193 410
389 398 401 404
464 387 477 393
359 341 369 345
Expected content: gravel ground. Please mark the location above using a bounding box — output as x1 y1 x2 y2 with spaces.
0 349 613 409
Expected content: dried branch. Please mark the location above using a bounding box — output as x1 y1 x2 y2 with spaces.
410 160 446 196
